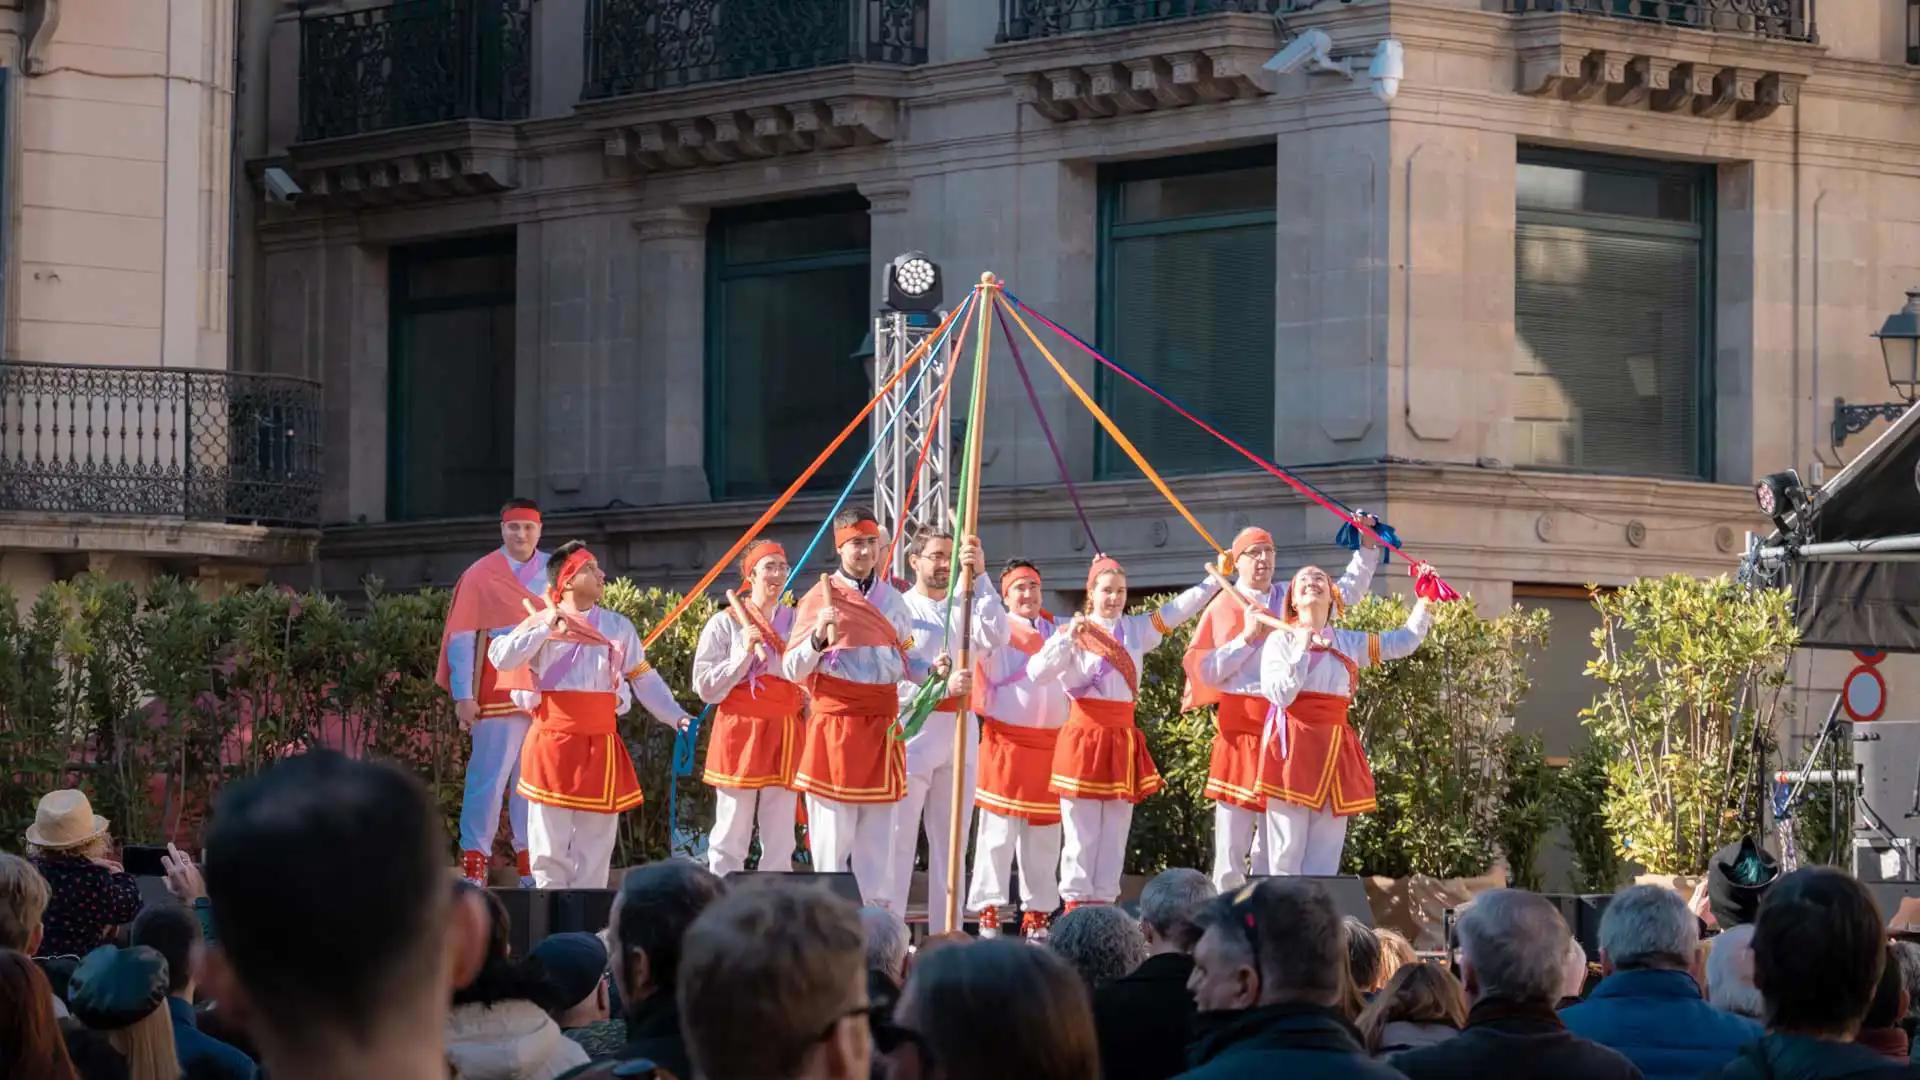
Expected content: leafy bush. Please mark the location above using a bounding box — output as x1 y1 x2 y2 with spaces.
1555 738 1625 892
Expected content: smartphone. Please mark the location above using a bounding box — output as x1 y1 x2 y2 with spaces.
123 845 169 877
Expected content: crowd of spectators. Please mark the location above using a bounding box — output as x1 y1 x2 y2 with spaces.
5 756 1920 1079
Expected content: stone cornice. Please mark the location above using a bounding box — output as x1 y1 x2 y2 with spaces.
284 119 524 208
0 513 320 565
988 12 1277 122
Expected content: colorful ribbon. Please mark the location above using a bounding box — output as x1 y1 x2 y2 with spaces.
997 304 1101 554
1335 515 1399 565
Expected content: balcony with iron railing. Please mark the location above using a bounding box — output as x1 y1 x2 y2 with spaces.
298 0 532 142
997 0 1281 42
1503 0 1815 42
0 364 323 529
582 0 930 100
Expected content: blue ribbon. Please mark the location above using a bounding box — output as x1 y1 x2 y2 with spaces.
1334 513 1399 564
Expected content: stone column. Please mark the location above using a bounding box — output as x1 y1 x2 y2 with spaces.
628 206 711 504
860 181 913 310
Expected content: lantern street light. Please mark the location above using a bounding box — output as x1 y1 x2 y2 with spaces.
1834 288 1920 445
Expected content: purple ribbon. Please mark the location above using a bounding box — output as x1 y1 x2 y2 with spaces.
997 305 1100 553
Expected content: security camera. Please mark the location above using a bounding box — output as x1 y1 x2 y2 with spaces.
262 166 302 204
1263 28 1336 75
1368 39 1405 103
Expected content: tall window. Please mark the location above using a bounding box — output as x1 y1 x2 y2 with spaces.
388 235 516 520
706 195 871 500
1097 147 1276 478
1514 149 1713 478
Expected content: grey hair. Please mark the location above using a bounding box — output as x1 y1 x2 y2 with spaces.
1705 923 1764 1021
1138 869 1216 952
1599 885 1698 970
1894 941 1920 1023
858 906 909 984
1047 905 1148 991
1456 889 1571 1006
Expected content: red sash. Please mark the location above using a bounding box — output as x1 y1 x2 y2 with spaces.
1256 689 1376 817
1204 693 1269 813
703 676 804 790
976 717 1062 824
1074 621 1138 697
516 689 642 813
793 577 906 661
1048 697 1162 804
437 551 541 715
792 674 906 804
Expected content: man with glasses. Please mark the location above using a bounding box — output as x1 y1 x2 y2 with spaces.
677 883 873 1080
1181 878 1402 1078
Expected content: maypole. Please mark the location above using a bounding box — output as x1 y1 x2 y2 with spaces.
943 273 995 934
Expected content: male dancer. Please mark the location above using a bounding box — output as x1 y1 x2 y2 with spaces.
1184 521 1382 890
889 530 1005 929
966 559 1066 939
437 498 548 885
783 508 932 907
692 540 803 875
489 541 691 887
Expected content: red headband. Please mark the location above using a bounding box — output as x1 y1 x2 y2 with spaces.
549 548 596 602
740 540 787 582
502 507 541 525
1086 555 1124 593
834 519 883 548
1001 565 1041 593
1229 527 1274 561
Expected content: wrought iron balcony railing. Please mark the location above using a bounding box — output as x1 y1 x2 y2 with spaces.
997 0 1280 42
582 0 930 100
299 0 532 142
1503 0 1815 42
0 364 323 528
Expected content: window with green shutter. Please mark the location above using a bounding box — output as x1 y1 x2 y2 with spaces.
1097 147 1277 479
706 194 872 500
1513 149 1713 479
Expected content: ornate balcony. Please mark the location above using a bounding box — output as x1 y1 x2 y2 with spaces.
1503 1 1815 43
997 0 1281 42
298 0 532 141
0 364 323 528
582 0 930 100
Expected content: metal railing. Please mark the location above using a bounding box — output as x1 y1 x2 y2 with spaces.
583 0 929 99
0 364 323 528
299 0 533 141
1503 0 1815 42
997 0 1280 42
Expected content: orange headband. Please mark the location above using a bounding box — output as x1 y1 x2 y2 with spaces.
1229 527 1274 561
502 507 541 524
1086 555 1124 592
549 548 596 603
1001 565 1041 593
740 540 787 582
834 519 883 548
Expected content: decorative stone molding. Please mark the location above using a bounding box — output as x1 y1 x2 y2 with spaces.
1511 11 1816 123
632 206 709 244
988 12 1275 123
577 66 911 175
284 120 521 207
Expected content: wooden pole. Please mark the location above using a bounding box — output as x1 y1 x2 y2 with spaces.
943 274 995 934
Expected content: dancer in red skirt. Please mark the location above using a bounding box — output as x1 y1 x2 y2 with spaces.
1027 555 1219 907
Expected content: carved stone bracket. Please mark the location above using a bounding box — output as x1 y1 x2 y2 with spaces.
989 12 1274 123
1510 11 1817 124
285 120 521 208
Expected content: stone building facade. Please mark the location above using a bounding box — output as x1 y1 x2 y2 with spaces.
246 0 1920 766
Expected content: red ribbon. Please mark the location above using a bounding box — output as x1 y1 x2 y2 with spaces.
1411 562 1460 603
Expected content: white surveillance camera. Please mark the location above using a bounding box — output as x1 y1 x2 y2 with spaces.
1263 28 1334 75
1368 39 1405 103
262 166 303 204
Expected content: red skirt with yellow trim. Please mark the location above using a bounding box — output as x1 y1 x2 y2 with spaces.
702 677 803 790
1255 690 1376 817
1205 693 1269 813
1048 697 1162 804
976 717 1062 825
517 689 643 813
474 651 524 720
793 674 907 805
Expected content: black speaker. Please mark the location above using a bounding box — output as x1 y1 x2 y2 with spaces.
1247 875 1374 928
725 870 865 906
551 888 617 936
492 888 550 958
1543 893 1612 961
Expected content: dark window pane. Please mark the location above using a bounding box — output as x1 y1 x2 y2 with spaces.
723 208 870 265
390 263 516 519
1516 160 1697 223
398 251 516 301
1117 165 1276 224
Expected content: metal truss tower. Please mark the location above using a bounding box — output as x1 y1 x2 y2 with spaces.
872 309 952 582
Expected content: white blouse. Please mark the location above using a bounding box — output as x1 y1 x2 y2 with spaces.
978 613 1069 730
487 605 688 727
1026 580 1219 704
780 573 925 687
1198 547 1381 698
691 603 799 705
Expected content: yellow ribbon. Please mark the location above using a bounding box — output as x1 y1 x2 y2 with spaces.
996 295 1224 557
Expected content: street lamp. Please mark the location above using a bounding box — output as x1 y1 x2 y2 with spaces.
1834 288 1920 445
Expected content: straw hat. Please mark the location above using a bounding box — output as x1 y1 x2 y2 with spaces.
24 789 109 850
1888 896 1920 940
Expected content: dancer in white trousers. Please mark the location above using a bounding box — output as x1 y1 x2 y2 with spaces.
1184 524 1382 890
488 541 691 888
1254 561 1439 875
692 539 804 876
1027 555 1218 908
437 498 549 886
966 559 1068 939
890 531 1005 929
783 508 931 908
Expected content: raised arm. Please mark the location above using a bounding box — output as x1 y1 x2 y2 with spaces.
1334 545 1383 607
1366 598 1434 667
692 615 755 705
1135 577 1223 651
969 580 1010 653
487 614 551 672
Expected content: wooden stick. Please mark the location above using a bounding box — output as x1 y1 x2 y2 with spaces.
1205 565 1287 632
724 588 770 663
943 280 994 936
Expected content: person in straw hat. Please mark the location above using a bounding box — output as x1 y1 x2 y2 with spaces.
24 788 141 959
